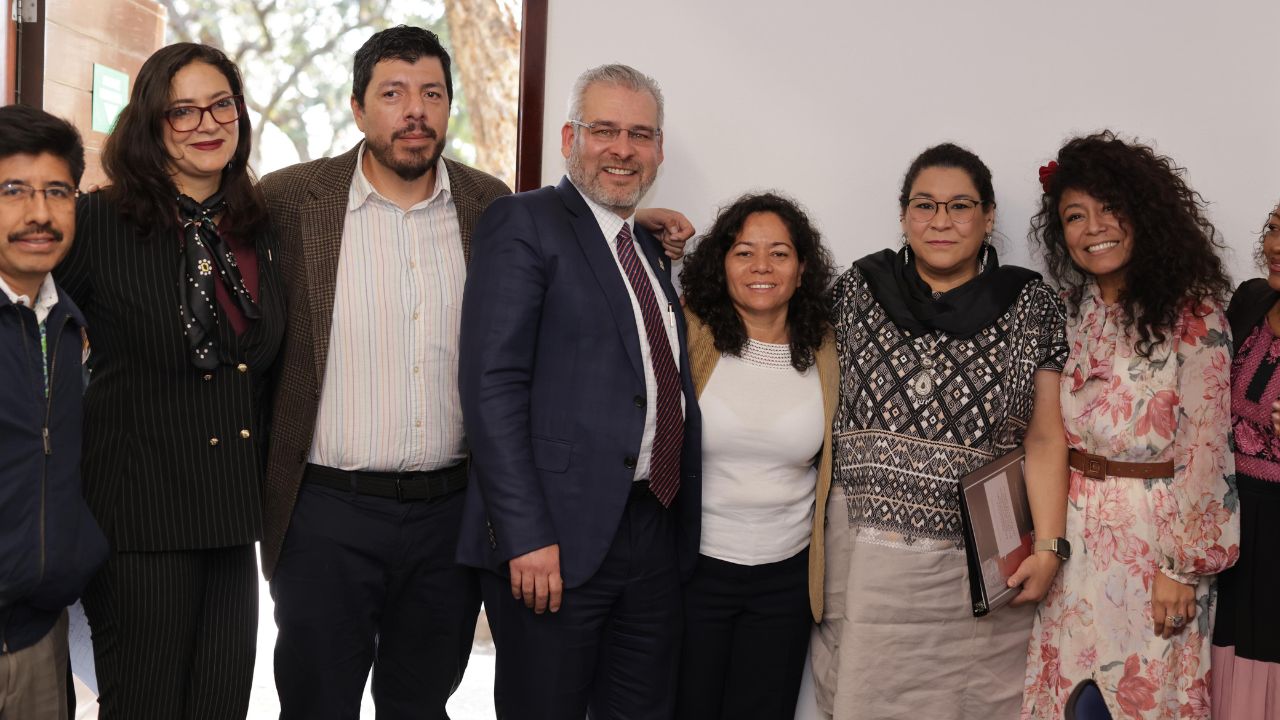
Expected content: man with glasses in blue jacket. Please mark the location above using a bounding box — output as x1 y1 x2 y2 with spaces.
0 104 107 720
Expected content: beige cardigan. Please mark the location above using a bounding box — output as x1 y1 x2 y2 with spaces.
684 308 838 622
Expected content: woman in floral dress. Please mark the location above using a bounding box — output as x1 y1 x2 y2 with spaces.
1022 131 1239 720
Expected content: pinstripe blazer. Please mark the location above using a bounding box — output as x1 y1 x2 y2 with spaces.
55 192 286 551
258 144 511 578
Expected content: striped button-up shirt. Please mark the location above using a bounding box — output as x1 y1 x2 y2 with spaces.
309 152 466 472
573 182 683 483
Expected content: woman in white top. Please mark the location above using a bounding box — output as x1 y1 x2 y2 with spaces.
675 192 838 720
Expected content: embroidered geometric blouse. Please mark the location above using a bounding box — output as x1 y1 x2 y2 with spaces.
830 267 1068 547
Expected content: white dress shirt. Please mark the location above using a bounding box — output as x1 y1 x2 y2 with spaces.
572 181 683 482
0 273 59 324
309 152 467 472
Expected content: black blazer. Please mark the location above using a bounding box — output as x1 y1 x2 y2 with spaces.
55 191 286 551
1228 278 1280 353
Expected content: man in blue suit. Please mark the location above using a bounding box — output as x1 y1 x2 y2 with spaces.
458 64 700 720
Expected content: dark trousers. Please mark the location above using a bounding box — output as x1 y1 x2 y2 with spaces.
675 548 811 720
81 545 258 720
482 487 682 720
270 482 480 720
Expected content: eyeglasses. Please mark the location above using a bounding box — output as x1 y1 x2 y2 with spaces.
163 95 245 132
0 182 79 207
569 120 661 145
905 197 984 224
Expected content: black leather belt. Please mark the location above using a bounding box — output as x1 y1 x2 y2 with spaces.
304 462 467 502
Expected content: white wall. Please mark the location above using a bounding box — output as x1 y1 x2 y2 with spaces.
540 0 1280 284
540 3 1279 718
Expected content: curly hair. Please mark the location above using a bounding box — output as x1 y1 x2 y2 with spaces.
1031 130 1230 356
1252 199 1280 270
679 192 834 371
101 43 266 243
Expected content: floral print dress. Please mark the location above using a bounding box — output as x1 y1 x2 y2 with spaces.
1022 283 1239 720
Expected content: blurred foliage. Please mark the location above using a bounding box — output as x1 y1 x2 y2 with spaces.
158 0 492 174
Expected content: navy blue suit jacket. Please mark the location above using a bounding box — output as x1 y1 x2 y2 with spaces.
457 178 701 589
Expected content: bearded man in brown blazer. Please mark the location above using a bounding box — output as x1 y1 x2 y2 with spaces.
257 26 509 720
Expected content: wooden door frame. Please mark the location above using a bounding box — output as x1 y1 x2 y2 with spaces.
515 0 547 192
14 0 45 107
3 1 17 104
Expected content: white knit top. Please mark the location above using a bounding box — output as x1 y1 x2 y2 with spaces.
698 339 824 565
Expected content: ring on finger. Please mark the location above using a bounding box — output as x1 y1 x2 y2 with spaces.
1166 614 1186 629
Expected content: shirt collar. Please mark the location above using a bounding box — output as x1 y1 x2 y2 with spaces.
0 273 59 323
348 144 452 213
569 179 635 245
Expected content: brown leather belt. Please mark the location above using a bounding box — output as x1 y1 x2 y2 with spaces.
1069 449 1173 480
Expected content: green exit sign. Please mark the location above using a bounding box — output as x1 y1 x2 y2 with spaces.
91 64 129 134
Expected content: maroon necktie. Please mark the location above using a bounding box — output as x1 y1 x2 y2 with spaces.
614 223 683 507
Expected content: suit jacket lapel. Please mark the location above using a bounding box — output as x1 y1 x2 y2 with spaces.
445 158 481 264
555 179 645 382
301 144 361 387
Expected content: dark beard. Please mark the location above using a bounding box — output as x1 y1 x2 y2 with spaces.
364 124 445 182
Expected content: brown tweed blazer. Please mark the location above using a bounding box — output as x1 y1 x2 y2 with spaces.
257 143 511 578
684 308 838 622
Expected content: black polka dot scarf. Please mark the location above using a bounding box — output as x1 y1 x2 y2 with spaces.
178 191 260 370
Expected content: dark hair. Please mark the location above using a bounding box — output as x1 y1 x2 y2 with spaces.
352 25 454 107
1032 130 1230 356
680 192 834 371
898 142 996 212
101 43 265 242
1253 199 1280 270
0 105 85 185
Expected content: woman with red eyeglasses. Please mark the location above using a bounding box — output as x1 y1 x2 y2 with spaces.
55 43 284 719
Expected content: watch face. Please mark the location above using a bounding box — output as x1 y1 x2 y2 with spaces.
1056 538 1072 559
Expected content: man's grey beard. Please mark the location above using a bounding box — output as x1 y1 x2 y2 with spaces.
565 141 652 213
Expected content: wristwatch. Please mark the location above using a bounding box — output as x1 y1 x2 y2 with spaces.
1034 537 1071 560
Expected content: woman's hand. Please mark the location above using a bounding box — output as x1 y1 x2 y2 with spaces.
635 207 695 260
1008 551 1061 606
1151 570 1197 638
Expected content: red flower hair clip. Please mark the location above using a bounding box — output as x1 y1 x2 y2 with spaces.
1038 161 1058 194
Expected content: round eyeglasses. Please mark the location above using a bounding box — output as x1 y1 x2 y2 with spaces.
163 95 245 132
905 197 983 224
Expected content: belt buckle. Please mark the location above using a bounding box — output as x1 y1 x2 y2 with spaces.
1084 454 1106 480
394 477 406 502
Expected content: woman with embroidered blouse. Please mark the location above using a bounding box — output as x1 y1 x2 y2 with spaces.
674 192 837 720
1208 200 1280 720
1021 132 1239 720
812 143 1070 719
